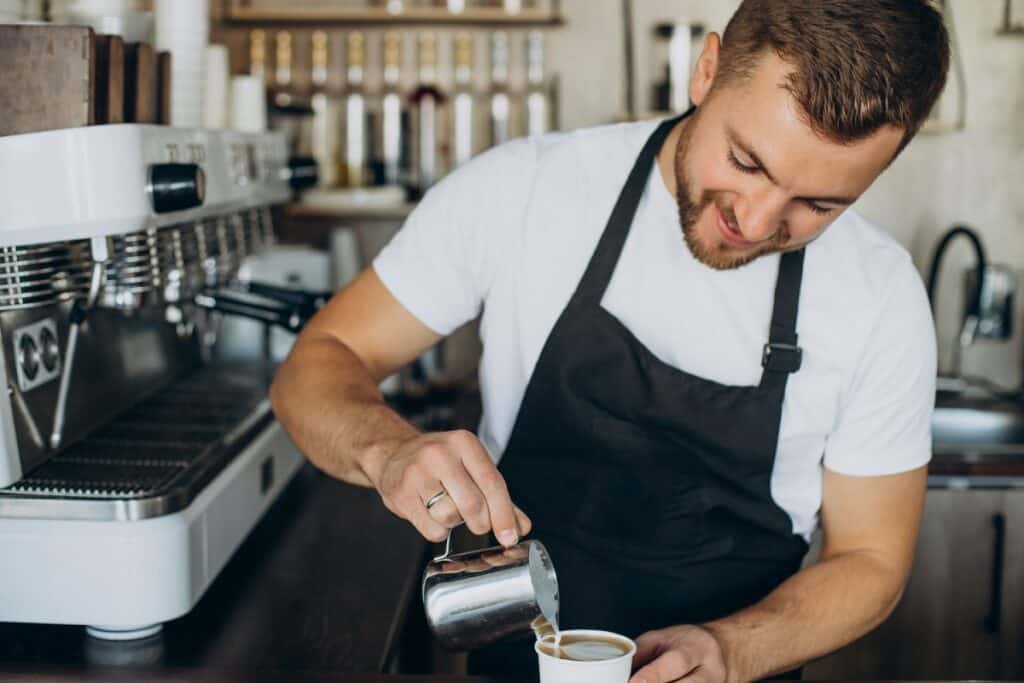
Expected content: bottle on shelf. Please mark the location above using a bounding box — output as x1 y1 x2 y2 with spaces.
273 30 294 108
410 32 446 197
452 31 477 167
371 0 406 15
651 23 704 114
488 31 512 147
379 31 408 187
310 30 342 188
344 31 368 187
267 30 316 158
525 30 550 137
249 29 266 81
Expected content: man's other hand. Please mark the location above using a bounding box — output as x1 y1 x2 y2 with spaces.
629 624 727 683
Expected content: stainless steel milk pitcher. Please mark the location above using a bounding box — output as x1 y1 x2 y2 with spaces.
422 529 560 651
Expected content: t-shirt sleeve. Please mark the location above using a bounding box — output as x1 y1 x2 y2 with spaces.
373 141 534 336
823 259 937 476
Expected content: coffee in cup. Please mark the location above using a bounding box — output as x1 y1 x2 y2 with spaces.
538 631 633 661
535 629 636 683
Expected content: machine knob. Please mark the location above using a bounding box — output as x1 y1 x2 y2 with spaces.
149 163 205 213
287 157 319 191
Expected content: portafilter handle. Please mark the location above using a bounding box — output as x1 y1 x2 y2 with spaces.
193 290 311 333
236 280 331 316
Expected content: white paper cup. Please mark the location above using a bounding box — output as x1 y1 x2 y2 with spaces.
203 43 230 128
231 75 267 132
535 630 636 683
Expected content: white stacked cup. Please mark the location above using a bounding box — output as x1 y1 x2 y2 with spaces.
204 44 230 129
154 0 208 128
0 0 22 22
230 75 267 133
20 0 45 21
54 0 152 40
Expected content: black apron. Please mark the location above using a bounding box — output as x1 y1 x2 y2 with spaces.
468 113 809 676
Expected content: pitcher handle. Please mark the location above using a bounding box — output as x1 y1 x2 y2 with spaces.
432 521 468 563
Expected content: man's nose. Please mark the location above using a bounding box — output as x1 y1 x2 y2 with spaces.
734 185 787 242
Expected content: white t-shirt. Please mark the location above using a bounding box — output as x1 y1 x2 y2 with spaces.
374 119 937 541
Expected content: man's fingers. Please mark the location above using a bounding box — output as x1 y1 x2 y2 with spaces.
396 491 450 543
456 431 519 546
383 430 523 543
679 666 722 683
629 649 696 683
424 489 463 528
631 632 666 668
514 505 532 537
438 462 491 535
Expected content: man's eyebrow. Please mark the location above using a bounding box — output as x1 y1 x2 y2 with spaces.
724 126 857 206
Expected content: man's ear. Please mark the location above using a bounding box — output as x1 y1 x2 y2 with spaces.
690 32 721 106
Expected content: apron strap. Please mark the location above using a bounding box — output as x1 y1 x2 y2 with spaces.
760 248 806 388
570 113 686 310
562 107 806 389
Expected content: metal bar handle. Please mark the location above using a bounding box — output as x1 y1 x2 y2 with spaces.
241 280 331 311
194 292 305 332
432 521 467 563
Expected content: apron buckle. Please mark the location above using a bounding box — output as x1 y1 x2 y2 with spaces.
762 342 803 373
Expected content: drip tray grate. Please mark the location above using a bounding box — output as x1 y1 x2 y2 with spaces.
2 364 273 501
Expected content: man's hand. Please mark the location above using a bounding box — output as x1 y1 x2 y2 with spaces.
369 429 532 546
629 625 726 683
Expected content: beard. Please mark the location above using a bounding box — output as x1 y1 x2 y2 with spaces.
674 118 790 271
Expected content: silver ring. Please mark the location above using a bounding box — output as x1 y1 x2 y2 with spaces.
425 490 448 510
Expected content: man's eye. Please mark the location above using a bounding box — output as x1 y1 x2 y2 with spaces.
806 201 835 216
727 150 758 174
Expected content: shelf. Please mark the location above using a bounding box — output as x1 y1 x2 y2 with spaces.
290 202 416 221
288 187 417 222
224 3 564 26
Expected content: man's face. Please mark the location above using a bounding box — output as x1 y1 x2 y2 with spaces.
674 46 904 270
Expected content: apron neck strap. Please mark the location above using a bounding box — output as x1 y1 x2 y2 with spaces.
564 108 807 385
569 113 685 310
760 248 806 385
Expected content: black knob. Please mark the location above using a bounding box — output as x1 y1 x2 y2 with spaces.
149 163 205 213
287 157 319 191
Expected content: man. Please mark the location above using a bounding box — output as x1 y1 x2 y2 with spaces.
270 1 949 680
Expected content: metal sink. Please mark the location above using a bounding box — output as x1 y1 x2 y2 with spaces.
932 398 1024 457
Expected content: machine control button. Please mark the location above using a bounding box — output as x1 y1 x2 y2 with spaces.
39 325 59 373
149 163 206 213
12 319 61 392
18 334 39 381
287 157 319 190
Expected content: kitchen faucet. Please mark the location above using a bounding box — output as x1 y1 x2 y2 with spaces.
926 225 988 394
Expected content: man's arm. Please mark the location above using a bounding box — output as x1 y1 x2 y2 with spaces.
270 267 530 546
628 465 927 683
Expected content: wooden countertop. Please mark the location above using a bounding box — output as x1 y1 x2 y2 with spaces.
0 466 429 674
929 453 1024 484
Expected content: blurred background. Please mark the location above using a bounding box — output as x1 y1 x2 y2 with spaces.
17 0 1020 388
2 1 1023 679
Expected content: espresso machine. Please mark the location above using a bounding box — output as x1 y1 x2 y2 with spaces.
0 123 319 639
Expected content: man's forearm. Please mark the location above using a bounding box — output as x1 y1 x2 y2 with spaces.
269 332 418 488
703 549 906 682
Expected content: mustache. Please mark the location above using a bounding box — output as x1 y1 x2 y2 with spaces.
718 203 738 231
688 191 790 248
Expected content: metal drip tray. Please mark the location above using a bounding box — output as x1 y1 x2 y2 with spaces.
0 364 275 521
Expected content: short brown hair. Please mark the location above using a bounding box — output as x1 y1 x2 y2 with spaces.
717 0 950 154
